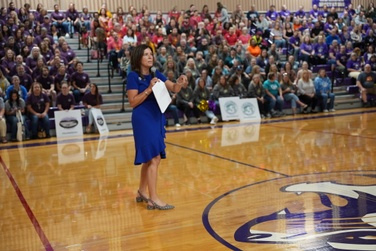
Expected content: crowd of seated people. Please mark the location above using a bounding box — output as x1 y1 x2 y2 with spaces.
0 2 376 139
109 2 376 119
0 2 107 141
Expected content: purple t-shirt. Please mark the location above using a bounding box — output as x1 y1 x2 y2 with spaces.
289 36 301 47
265 10 278 21
279 10 290 19
346 59 362 70
19 73 33 91
26 93 50 113
60 49 76 63
310 9 319 18
36 75 54 90
50 11 66 21
300 43 314 54
314 43 328 56
336 53 348 65
82 92 103 106
56 93 75 109
71 72 90 88
295 10 306 19
66 10 79 21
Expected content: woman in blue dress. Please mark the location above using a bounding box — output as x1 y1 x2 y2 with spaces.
126 44 186 210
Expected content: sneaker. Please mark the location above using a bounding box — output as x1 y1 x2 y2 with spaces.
175 123 181 127
266 113 271 118
261 114 266 119
65 33 70 38
323 109 329 113
210 117 218 125
329 109 335 112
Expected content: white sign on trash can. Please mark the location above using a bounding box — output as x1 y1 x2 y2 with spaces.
54 110 83 138
218 97 240 121
91 108 109 134
238 98 261 122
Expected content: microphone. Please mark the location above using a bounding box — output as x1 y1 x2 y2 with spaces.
150 66 156 78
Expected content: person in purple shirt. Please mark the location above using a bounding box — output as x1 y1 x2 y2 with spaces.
289 30 301 60
278 5 290 23
26 47 46 70
0 7 8 25
56 81 75 110
26 82 51 139
310 4 320 21
65 3 80 37
50 4 70 36
367 55 376 71
265 5 278 22
80 7 92 31
324 16 336 35
346 53 363 79
34 27 54 46
313 35 329 64
320 5 329 21
10 55 32 77
71 61 90 103
54 65 71 93
335 45 349 73
82 83 103 133
16 65 33 91
299 35 315 65
7 2 18 14
1 49 16 76
31 58 45 81
36 66 56 106
6 17 18 36
295 6 306 22
59 41 76 64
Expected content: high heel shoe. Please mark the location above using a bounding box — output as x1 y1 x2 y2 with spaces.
146 199 175 210
136 190 148 203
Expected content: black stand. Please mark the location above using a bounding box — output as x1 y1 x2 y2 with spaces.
96 48 100 77
107 63 112 93
77 33 81 50
121 78 126 112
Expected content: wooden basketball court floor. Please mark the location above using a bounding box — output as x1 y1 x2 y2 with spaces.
1 108 376 251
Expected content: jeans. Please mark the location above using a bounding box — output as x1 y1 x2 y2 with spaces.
165 105 179 125
265 95 284 113
52 21 70 34
317 93 335 110
283 93 300 108
7 115 29 140
29 114 50 138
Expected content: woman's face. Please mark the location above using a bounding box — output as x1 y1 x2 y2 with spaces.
198 79 205 88
141 48 154 68
220 76 226 85
11 93 17 101
33 84 41 94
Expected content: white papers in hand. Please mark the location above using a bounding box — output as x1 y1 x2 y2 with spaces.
152 80 172 113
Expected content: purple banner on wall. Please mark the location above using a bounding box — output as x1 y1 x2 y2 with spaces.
312 0 351 8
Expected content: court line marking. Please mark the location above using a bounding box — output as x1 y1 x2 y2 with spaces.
0 156 53 251
166 141 290 177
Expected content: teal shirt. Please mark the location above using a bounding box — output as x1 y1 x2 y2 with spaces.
263 79 280 96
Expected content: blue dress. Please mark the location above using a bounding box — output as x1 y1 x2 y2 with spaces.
127 70 167 165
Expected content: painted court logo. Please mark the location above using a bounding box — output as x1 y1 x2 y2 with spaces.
203 173 376 251
235 181 376 250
